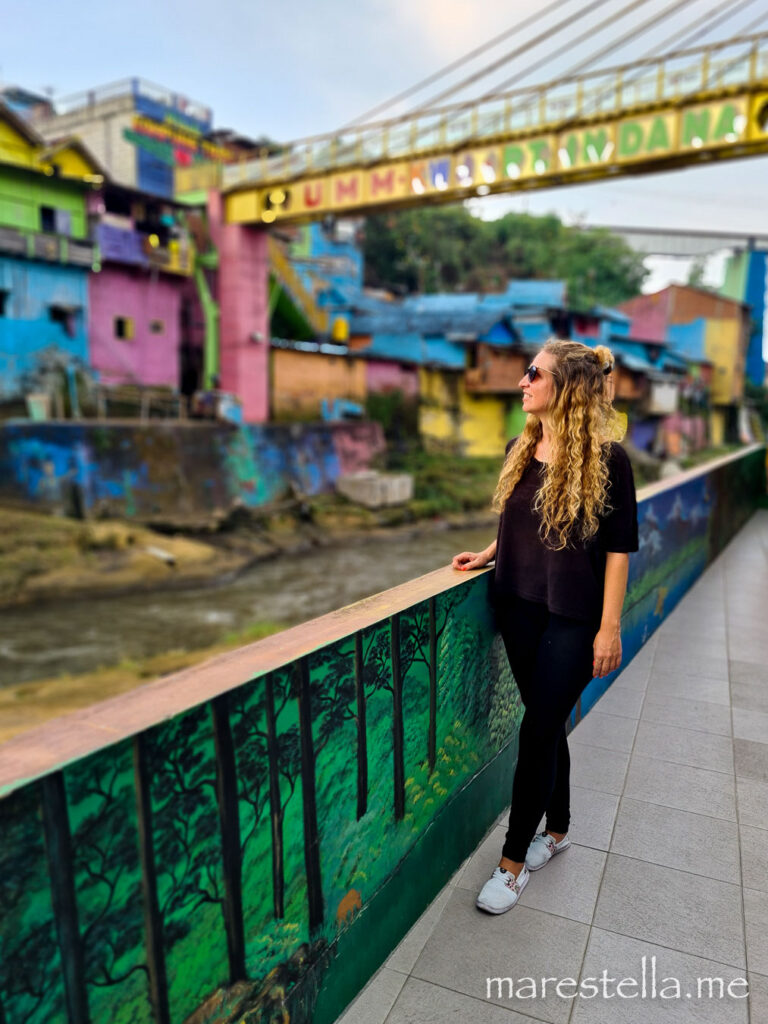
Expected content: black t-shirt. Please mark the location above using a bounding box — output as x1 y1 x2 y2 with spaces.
493 440 639 622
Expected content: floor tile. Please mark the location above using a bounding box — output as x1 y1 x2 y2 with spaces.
336 967 407 1024
593 685 644 719
729 660 768 687
632 720 733 773
641 693 732 736
734 739 768 782
732 707 768 744
740 824 768 893
516 843 607 924
746 971 768 1021
610 797 740 881
567 786 621 851
384 977 540 1024
655 633 727 661
645 672 731 707
385 884 452 974
736 776 768 830
593 854 745 968
412 889 589 1024
731 682 768 715
454 825 506 893
572 711 638 754
624 755 736 821
744 888 768 975
571 928 749 1022
568 743 629 796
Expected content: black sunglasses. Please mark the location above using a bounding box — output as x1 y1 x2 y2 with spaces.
525 364 556 382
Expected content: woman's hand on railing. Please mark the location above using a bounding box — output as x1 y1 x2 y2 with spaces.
452 548 494 571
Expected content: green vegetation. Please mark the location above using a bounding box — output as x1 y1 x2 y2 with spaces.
363 206 648 307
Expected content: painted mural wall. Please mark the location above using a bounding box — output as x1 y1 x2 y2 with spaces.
0 446 764 1024
0 257 89 398
88 266 182 388
0 420 386 519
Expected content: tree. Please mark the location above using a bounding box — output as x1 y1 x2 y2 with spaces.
363 206 647 307
230 674 301 922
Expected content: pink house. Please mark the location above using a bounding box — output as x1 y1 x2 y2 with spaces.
89 266 181 386
87 183 196 390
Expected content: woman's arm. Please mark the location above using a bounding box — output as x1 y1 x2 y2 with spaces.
452 539 497 571
593 551 630 677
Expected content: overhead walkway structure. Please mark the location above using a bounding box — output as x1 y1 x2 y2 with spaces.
176 34 768 227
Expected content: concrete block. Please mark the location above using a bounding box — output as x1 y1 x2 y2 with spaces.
336 470 414 508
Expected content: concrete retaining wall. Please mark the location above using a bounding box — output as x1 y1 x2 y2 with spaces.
0 419 385 520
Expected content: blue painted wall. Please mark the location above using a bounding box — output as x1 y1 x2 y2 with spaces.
0 420 385 518
0 257 89 398
744 251 767 387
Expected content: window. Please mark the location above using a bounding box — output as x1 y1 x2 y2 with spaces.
49 304 77 338
149 319 164 334
114 316 134 340
0 291 7 316
40 206 56 232
40 206 72 235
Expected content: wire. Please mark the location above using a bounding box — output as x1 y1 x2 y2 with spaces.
342 0 579 128
478 0 703 105
569 1 767 127
399 0 620 116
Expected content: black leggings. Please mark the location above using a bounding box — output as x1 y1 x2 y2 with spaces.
496 596 598 863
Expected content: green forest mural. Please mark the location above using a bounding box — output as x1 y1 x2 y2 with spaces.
0 447 764 1024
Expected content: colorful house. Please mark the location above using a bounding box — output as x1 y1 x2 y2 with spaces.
720 247 768 388
88 182 195 391
30 79 221 201
0 101 100 407
621 285 750 444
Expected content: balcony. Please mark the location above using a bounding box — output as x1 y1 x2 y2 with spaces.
96 222 194 275
465 349 527 394
0 224 95 267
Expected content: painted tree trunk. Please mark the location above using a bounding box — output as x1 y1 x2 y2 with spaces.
428 598 437 776
296 658 324 932
354 631 368 820
390 614 405 821
264 674 285 920
211 694 246 983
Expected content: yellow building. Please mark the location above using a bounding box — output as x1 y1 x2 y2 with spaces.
419 367 516 457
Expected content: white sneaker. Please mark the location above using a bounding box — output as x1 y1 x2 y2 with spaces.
476 865 529 914
525 831 571 871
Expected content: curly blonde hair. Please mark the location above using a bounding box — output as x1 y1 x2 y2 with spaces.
492 340 624 550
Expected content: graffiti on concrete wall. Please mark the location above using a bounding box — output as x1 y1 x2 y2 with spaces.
0 421 386 520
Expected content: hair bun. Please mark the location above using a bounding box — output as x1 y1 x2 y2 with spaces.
593 345 614 375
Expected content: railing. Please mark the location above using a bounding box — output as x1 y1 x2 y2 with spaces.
49 77 212 125
0 445 764 1024
0 225 95 266
96 224 194 275
219 33 768 189
268 236 330 334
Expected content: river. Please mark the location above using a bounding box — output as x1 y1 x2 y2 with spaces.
0 525 496 685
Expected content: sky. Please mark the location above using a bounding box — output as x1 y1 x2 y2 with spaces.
2 0 767 290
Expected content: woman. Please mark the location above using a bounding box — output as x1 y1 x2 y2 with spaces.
452 340 638 915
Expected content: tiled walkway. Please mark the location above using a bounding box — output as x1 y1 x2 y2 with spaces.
337 510 768 1023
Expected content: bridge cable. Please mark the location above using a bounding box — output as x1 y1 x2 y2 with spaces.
398 0 699 152
401 0 657 115
341 0 582 128
568 2 768 130
475 0 706 108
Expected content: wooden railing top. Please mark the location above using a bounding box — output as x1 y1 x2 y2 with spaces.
0 443 763 797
